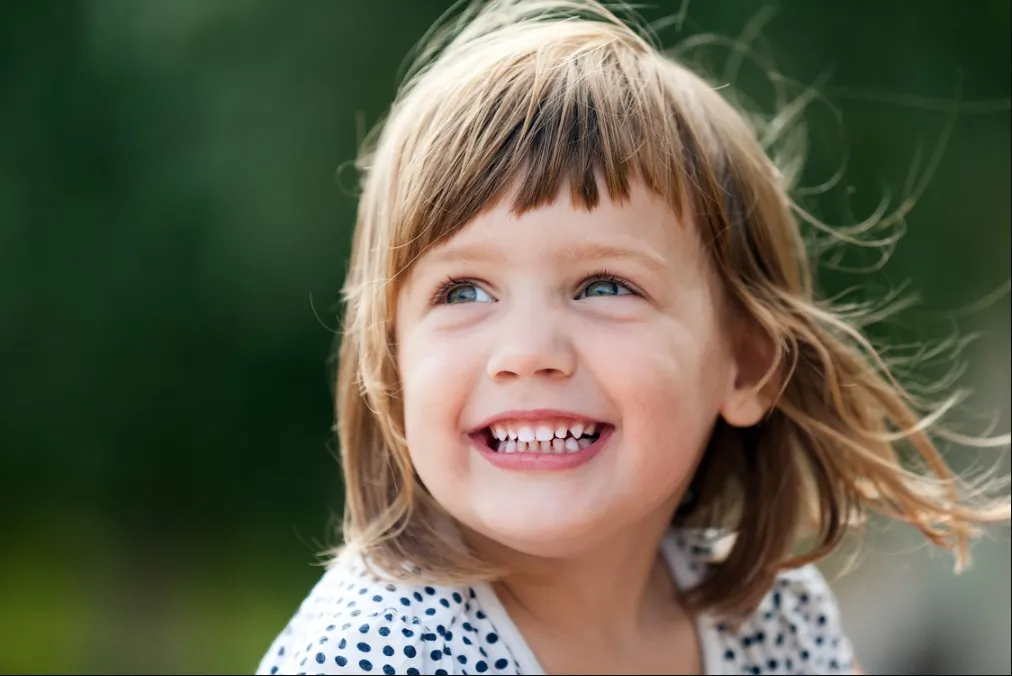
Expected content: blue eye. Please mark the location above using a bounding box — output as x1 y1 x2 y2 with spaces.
578 277 633 298
439 281 494 304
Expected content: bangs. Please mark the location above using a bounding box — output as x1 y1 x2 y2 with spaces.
380 21 710 278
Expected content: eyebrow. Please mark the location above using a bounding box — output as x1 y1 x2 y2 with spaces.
422 241 669 274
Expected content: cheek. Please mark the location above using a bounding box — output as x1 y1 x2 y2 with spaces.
583 313 731 444
397 327 481 467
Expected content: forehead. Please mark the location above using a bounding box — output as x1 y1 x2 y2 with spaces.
410 177 702 276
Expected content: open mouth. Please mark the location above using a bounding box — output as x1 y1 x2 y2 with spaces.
472 418 609 454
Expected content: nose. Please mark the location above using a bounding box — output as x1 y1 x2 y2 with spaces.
485 305 577 382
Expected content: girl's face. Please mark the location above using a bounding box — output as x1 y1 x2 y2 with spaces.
395 179 763 557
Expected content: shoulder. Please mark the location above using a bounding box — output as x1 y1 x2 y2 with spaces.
254 550 519 675
715 564 858 675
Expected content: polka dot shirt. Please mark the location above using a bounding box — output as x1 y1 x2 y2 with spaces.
255 531 856 675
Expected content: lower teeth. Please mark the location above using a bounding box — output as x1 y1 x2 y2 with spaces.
494 437 596 454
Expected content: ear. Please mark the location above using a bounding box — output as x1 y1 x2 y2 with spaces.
719 319 781 428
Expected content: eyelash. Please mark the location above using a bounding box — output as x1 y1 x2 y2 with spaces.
430 269 638 305
430 276 474 305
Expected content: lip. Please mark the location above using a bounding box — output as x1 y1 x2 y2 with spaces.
471 408 606 432
471 425 613 471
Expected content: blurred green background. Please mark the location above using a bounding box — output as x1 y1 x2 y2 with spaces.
0 1 1008 673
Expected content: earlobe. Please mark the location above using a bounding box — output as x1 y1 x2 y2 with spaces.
720 381 771 428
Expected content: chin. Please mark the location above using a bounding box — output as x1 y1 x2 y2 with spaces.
469 507 613 559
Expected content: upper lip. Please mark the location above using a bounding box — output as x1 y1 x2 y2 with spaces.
471 408 607 432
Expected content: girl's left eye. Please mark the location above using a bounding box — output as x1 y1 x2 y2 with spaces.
577 276 635 299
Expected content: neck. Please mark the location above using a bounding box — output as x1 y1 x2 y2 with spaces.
464 509 685 640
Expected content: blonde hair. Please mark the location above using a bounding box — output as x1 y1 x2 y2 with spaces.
333 0 1010 616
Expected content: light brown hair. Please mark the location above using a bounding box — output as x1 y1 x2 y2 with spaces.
332 0 1010 617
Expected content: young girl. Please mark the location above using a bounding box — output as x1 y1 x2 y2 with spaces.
256 1 1010 673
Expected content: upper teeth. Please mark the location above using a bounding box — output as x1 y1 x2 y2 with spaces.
491 420 597 442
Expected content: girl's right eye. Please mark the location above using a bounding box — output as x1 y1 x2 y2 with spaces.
434 280 495 305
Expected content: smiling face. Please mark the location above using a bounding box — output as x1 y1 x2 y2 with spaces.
394 179 762 558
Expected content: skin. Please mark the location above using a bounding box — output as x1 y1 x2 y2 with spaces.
394 178 773 673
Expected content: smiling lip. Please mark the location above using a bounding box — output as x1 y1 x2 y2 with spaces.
471 425 613 471
471 408 605 431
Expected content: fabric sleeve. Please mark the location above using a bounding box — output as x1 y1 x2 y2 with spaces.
255 610 437 675
774 564 858 674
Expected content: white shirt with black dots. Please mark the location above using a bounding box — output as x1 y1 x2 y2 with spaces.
255 530 857 675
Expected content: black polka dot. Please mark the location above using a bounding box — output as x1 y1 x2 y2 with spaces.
383 666 396 675
334 656 347 667
495 658 509 669
384 583 396 592
372 595 383 602
404 645 417 658
435 670 448 675
424 586 436 595
767 659 778 669
750 666 761 675
413 591 423 602
401 628 414 638
425 608 436 616
444 630 454 641
382 646 394 657
357 642 371 652
457 654 468 665
359 659 373 671
452 592 463 603
406 669 420 675
431 650 443 660
378 627 390 637
476 660 488 672
486 632 499 644
723 649 735 661
359 624 370 633
270 668 278 674
314 653 325 664
400 597 411 606
421 632 438 642
475 610 486 620
338 638 347 650
440 598 451 608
